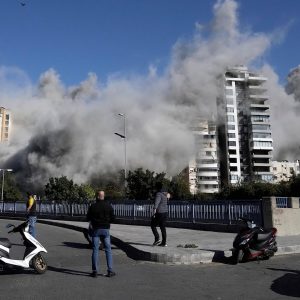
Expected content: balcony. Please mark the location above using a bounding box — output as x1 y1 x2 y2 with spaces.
248 85 267 94
250 103 270 110
252 162 271 167
249 95 268 101
248 76 267 84
197 163 219 169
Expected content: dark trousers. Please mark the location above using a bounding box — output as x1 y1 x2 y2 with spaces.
151 212 167 244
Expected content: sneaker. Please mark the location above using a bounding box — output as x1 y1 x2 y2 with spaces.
158 242 167 247
91 271 98 278
153 240 161 246
106 271 116 277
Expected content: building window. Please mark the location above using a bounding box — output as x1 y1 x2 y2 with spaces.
252 124 271 131
253 133 272 138
228 125 235 130
226 107 234 113
225 89 233 95
5 115 9 120
227 115 235 122
228 141 236 146
251 115 270 123
228 133 235 138
253 141 272 147
261 175 273 182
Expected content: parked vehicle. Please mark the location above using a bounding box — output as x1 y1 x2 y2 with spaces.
231 217 277 264
0 221 47 274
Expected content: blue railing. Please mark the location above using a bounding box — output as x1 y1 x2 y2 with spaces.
0 200 263 226
275 197 288 208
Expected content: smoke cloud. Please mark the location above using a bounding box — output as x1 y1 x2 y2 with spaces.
0 0 299 189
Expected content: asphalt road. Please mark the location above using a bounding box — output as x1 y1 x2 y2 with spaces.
0 219 299 300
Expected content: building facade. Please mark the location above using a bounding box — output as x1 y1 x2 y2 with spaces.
272 160 300 183
217 66 273 187
0 107 11 142
189 119 219 194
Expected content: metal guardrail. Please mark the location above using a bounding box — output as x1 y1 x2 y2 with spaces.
275 197 288 208
0 200 263 226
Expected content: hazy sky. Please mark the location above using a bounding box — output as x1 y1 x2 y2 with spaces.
0 0 299 85
0 0 299 188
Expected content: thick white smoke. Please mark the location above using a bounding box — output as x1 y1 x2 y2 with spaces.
0 0 298 189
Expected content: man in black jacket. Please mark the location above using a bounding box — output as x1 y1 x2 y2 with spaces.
86 190 116 278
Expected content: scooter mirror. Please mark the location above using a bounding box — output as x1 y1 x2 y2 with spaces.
6 224 14 228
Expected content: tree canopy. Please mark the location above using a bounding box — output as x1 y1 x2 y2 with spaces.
44 176 95 202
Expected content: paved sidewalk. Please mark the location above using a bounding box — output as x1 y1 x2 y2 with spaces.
37 219 300 265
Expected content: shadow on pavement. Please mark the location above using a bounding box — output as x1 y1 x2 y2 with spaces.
63 241 118 250
63 241 91 249
48 265 91 277
197 248 234 264
268 268 300 298
111 236 152 262
128 242 152 247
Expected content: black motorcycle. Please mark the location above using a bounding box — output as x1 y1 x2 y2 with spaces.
231 217 278 264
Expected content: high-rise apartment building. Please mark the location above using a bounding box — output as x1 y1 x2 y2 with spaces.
217 66 273 186
0 107 11 142
189 119 219 194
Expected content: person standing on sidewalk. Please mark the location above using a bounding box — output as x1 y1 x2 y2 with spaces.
26 192 37 238
86 190 116 278
151 183 169 247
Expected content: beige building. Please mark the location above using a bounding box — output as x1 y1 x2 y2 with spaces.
271 160 300 183
0 107 11 142
189 119 220 194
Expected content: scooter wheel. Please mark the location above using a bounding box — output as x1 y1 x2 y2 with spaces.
232 249 244 264
31 254 47 274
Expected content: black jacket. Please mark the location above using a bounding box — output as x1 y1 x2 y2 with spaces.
86 200 115 229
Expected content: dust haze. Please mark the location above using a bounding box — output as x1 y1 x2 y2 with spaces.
0 0 299 189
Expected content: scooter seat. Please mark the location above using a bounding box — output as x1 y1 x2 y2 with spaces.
256 231 273 242
0 238 11 249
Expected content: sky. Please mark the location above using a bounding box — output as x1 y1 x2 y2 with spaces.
0 0 300 189
0 0 300 85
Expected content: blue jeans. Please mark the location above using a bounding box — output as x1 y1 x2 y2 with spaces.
92 228 113 273
27 216 37 238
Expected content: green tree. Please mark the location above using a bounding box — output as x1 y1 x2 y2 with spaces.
290 174 300 196
169 169 192 200
90 170 124 200
78 184 95 202
45 176 80 202
2 173 23 201
126 168 169 200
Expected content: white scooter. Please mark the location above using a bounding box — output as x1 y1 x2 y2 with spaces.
0 221 47 274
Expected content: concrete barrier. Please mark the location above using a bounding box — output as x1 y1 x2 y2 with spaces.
262 197 300 236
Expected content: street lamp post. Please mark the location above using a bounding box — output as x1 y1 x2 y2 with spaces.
0 168 13 211
114 113 127 192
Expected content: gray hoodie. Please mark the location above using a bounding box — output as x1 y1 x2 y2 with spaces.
154 191 168 213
